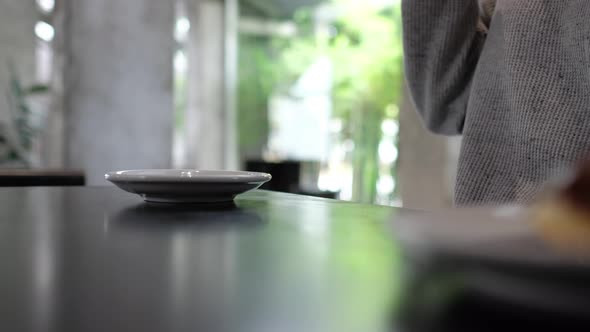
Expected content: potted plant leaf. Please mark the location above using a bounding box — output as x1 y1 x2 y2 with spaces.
0 63 49 167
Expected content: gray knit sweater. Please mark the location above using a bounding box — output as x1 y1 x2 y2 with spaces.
402 1 590 205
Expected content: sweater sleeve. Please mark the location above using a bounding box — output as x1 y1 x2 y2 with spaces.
402 0 486 135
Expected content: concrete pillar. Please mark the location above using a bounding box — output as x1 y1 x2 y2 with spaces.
398 85 459 210
184 0 238 170
63 0 175 184
42 0 65 168
224 0 238 170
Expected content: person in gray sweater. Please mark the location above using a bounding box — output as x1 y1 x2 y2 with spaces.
402 0 590 206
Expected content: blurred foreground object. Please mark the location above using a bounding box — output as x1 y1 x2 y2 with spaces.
533 159 590 254
392 164 590 331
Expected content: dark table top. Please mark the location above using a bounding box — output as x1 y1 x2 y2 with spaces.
4 187 589 332
0 187 402 332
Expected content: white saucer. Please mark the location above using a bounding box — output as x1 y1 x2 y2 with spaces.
105 169 272 203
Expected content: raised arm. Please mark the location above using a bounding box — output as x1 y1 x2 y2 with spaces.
402 0 486 135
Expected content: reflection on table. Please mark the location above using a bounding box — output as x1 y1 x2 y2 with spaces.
0 188 398 332
2 187 589 332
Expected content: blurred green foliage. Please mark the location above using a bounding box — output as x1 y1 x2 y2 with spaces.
238 0 404 203
0 64 49 166
237 35 276 158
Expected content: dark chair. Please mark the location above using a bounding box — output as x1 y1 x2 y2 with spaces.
245 160 300 192
245 160 339 199
0 169 85 187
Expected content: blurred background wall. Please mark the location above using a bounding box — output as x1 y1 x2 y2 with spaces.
0 0 459 209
